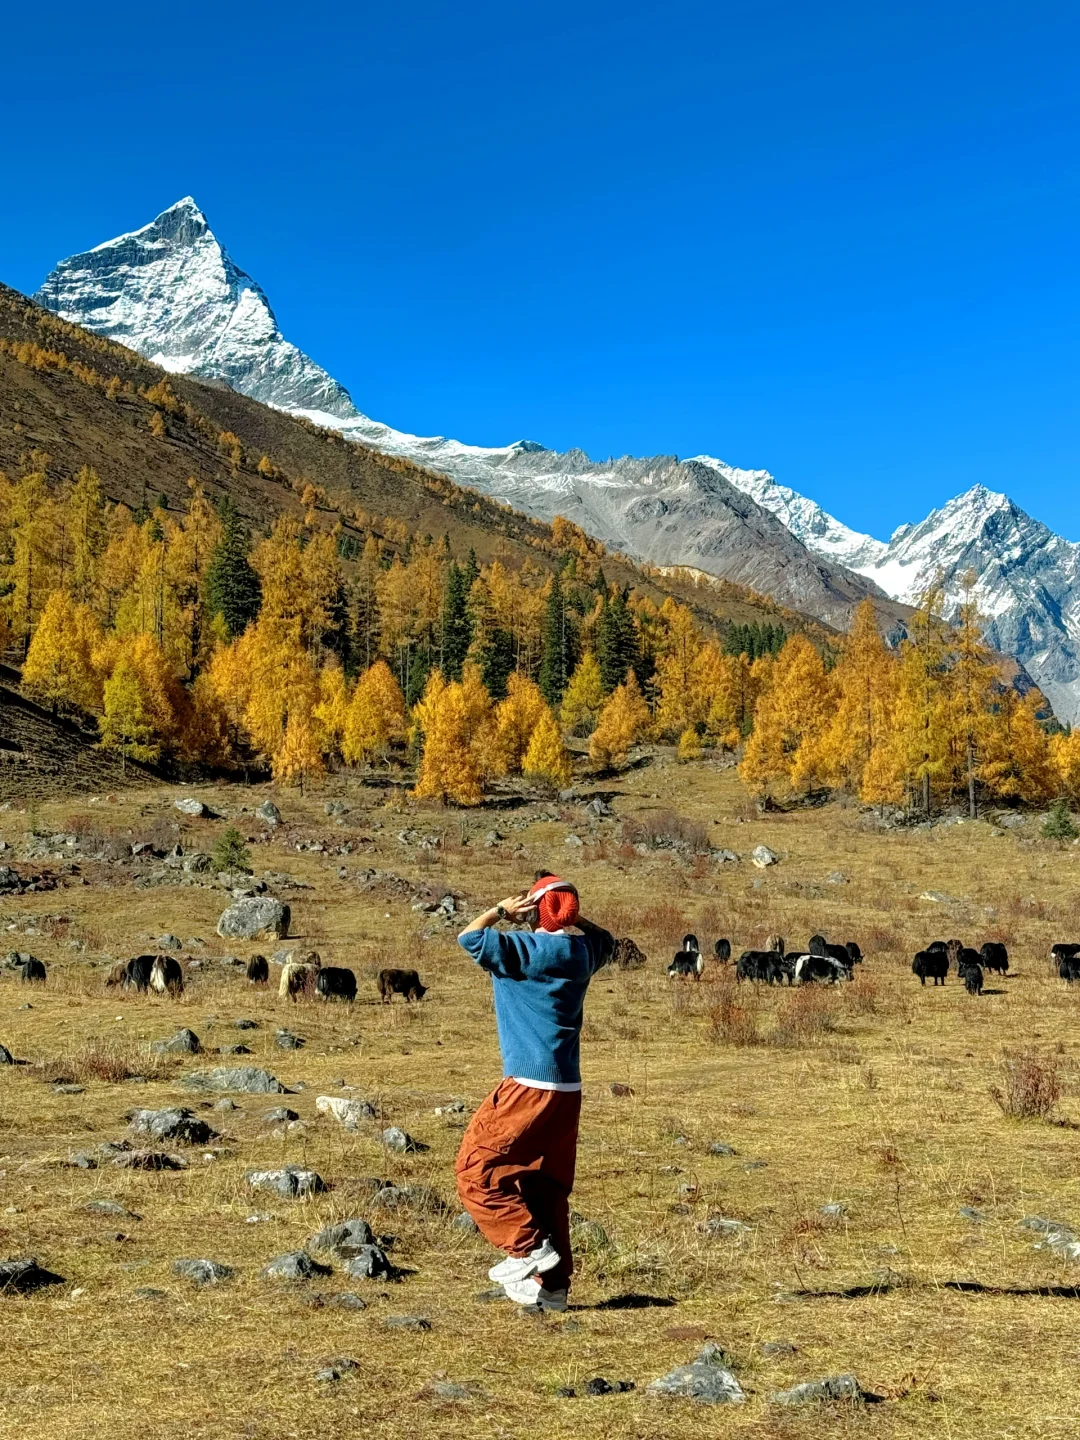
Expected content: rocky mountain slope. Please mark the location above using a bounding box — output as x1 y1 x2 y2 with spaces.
35 199 896 631
699 459 1080 722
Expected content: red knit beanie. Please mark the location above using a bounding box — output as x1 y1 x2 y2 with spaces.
528 875 580 932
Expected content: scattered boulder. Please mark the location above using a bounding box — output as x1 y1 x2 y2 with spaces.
344 1244 397 1281
609 1082 634 1098
127 1107 215 1145
423 1380 479 1401
384 1315 431 1331
0 1258 66 1294
182 854 211 874
216 898 290 942
819 1202 848 1219
771 1374 866 1406
316 1095 377 1130
85 1200 139 1219
372 1183 447 1214
151 1028 201 1056
760 1340 798 1358
261 1250 331 1282
708 1142 736 1156
383 1126 428 1154
257 800 282 827
751 845 779 869
0 1044 13 1066
309 1219 376 1257
453 1212 478 1234
275 1030 305 1050
713 849 739 863
647 1343 746 1404
157 934 183 951
263 1107 300 1126
172 1258 233 1286
174 798 208 817
564 834 584 847
571 1217 610 1251
247 1166 327 1199
182 1066 283 1094
113 1150 188 1171
825 871 849 885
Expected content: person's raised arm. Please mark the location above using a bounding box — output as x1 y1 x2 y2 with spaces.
458 893 534 937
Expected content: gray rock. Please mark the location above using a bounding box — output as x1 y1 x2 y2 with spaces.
453 1212 479 1233
825 871 849 885
261 1250 331 1282
571 1217 611 1251
316 1095 376 1129
182 1066 283 1094
157 934 183 951
324 801 348 817
564 834 584 847
134 1287 167 1301
383 1126 427 1153
234 1018 258 1030
751 845 779 868
383 1315 431 1331
214 1098 239 1112
151 1028 201 1055
713 849 739 863
85 1199 134 1217
427 1380 476 1401
216 897 290 942
218 1044 251 1056
0 1044 11 1066
920 890 953 904
701 1217 750 1237
275 1030 305 1050
172 1258 233 1286
128 1107 215 1145
257 800 282 827
819 1202 848 1219
263 1107 300 1126
182 853 211 873
247 1166 327 1199
321 1291 367 1311
66 1152 97 1169
958 1206 986 1223
174 797 208 817
310 1219 376 1257
647 1343 746 1404
760 1340 798 1358
343 1244 396 1280
771 1374 864 1406
372 1184 447 1214
708 1141 736 1156
0 1257 66 1293
53 1083 85 1095
314 1367 340 1383
113 1150 188 1171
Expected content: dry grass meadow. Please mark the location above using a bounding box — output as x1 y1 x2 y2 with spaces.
3 754 1080 1439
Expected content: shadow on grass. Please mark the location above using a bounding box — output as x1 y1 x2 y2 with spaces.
581 1293 678 1311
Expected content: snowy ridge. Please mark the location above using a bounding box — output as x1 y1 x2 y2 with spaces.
32 197 1080 718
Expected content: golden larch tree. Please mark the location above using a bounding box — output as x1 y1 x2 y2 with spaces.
523 707 573 791
589 671 651 770
560 651 605 736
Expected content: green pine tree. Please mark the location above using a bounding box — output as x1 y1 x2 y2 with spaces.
206 499 262 639
596 588 639 692
212 826 252 874
539 569 572 706
440 561 472 681
1042 797 1079 844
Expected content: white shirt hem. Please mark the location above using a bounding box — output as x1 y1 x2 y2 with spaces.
512 1077 583 1092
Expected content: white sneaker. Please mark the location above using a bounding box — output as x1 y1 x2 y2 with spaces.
487 1238 561 1284
503 1277 569 1312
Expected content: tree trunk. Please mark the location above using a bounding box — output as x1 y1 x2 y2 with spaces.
921 771 930 815
967 737 977 818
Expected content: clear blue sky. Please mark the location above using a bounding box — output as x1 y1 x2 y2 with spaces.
4 0 1080 540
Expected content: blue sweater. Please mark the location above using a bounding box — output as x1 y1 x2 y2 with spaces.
459 925 613 1084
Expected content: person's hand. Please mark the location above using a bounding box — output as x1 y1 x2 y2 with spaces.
497 893 534 921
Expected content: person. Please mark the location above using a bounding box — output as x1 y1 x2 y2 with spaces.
454 872 614 1311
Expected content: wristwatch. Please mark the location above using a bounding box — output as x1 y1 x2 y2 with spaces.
496 904 508 921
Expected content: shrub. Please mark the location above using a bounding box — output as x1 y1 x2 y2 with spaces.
708 977 761 1047
770 986 841 1048
990 1050 1062 1120
621 809 710 854
1042 798 1078 844
212 826 252 874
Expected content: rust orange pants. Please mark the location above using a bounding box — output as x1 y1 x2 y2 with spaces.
455 1078 581 1291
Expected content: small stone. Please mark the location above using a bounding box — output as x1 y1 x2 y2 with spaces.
761 1340 798 1358
555 1386 576 1398
770 1374 865 1406
128 1107 215 1144
819 1202 848 1219
708 1141 736 1156
257 800 282 827
171 1258 233 1286
0 1258 66 1293
343 1244 396 1280
453 1212 478 1233
701 1216 750 1237
434 1100 467 1117
427 1380 475 1400
571 1218 610 1251
53 1083 85 1095
0 1044 12 1066
647 1344 746 1404
324 1291 367 1311
174 797 208 817
584 1377 614 1396
958 1206 986 1223
825 871 849 885
85 1200 139 1218
314 1368 340 1384
182 854 211 873
151 1028 201 1056
214 1098 239 1111
134 1287 167 1301
309 1219 376 1257
263 1106 300 1125
275 1030 305 1050
609 1082 634 1098
157 934 183 951
113 1150 188 1171
564 834 584 847
218 1044 251 1056
247 1166 327 1200
182 1066 283 1094
384 1315 431 1331
382 1126 427 1154
66 1152 97 1170
261 1250 331 1282
317 1095 377 1129
751 845 779 868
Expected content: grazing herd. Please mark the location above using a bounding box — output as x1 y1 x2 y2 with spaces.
911 939 1010 993
663 933 864 986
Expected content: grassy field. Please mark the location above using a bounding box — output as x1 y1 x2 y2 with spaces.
2 756 1080 1439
